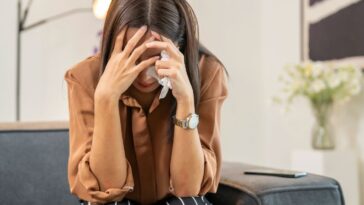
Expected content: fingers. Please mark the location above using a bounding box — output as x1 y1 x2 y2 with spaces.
145 41 182 61
112 26 128 55
123 25 148 57
134 56 160 74
155 60 182 70
156 67 178 79
127 35 156 65
160 33 182 54
151 31 161 41
157 33 181 53
160 34 176 47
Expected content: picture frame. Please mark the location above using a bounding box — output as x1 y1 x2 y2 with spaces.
301 0 364 70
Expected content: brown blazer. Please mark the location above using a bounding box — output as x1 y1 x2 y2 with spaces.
64 52 228 204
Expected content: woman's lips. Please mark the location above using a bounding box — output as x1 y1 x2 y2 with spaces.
138 81 155 88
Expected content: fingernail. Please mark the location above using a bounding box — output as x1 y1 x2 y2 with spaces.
150 30 158 37
141 25 147 30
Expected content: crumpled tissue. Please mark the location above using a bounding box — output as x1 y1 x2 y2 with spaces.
146 50 172 99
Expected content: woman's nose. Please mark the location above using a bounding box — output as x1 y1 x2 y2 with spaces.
139 68 155 82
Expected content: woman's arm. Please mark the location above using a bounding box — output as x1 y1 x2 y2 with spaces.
90 95 128 191
170 60 229 197
65 67 134 203
144 33 229 197
90 25 158 191
170 98 204 196
66 26 160 203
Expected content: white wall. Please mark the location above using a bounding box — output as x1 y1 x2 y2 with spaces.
260 0 304 168
0 0 17 121
189 0 265 165
0 0 103 122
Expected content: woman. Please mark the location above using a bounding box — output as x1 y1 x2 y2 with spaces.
64 0 228 204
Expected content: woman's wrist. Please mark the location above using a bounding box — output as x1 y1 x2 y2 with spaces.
176 89 194 106
176 96 195 119
95 88 120 104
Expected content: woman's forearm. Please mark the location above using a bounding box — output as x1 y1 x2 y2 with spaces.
89 95 128 191
170 100 204 196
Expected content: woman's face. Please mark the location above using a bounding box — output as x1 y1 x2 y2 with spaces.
123 27 178 93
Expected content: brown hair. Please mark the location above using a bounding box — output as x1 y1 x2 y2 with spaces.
99 0 228 143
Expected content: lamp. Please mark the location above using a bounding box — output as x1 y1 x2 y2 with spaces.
93 0 112 19
16 0 111 121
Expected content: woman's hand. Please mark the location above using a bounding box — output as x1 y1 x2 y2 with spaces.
146 32 194 106
95 25 159 102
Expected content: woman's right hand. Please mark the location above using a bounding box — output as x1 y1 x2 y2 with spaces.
95 25 159 102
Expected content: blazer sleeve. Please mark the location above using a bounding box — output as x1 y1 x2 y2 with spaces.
64 69 134 204
197 60 229 196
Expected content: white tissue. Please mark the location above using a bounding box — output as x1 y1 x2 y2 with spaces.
146 50 172 99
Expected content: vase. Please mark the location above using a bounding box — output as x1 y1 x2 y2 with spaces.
311 102 335 150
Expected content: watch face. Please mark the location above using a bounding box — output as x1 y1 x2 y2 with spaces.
188 114 199 129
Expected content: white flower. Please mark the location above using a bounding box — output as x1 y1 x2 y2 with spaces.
327 74 341 89
350 80 362 95
310 80 326 93
277 62 363 108
312 62 325 77
339 71 350 82
292 79 304 91
353 66 362 77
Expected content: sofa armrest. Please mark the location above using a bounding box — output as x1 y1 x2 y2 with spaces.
206 161 345 205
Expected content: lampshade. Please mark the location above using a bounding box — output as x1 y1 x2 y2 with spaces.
93 0 112 19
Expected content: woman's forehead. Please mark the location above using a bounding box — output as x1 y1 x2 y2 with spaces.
125 27 160 43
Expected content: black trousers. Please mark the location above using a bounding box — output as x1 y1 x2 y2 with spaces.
79 195 213 205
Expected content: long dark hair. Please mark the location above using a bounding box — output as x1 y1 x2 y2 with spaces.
99 0 228 143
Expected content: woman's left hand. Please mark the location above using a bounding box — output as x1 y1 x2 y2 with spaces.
146 32 194 106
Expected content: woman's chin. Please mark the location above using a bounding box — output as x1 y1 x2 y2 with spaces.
132 81 160 93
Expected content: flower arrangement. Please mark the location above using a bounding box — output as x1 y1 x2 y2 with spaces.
276 61 363 149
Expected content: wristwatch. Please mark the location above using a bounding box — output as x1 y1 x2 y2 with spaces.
172 113 199 129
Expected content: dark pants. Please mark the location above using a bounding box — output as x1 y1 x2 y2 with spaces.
79 195 213 205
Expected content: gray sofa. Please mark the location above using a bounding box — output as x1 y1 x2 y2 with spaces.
0 122 345 205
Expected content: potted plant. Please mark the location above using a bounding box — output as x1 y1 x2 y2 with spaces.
275 61 363 150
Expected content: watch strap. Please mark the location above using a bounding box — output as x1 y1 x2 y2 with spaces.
172 115 188 129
